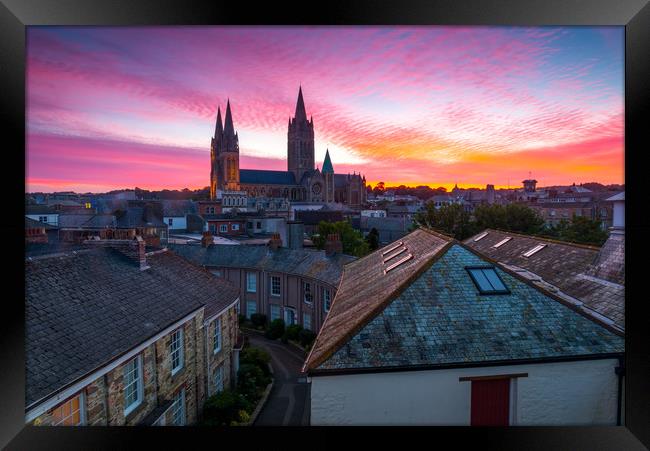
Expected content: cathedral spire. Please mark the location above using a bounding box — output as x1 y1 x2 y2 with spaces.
294 86 307 122
322 148 334 174
214 106 223 138
224 99 235 137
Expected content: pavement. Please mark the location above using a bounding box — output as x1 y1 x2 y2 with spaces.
247 333 311 426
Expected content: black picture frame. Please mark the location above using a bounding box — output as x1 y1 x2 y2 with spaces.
2 0 648 449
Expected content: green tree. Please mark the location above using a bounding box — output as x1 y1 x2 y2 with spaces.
557 215 608 246
413 203 477 240
312 220 370 257
473 203 544 234
366 227 380 250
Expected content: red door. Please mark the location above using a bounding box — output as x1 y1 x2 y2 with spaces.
471 378 510 426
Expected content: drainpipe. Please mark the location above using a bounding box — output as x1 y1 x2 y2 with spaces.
615 356 625 426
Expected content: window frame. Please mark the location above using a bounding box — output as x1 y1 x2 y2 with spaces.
303 281 313 305
171 388 186 426
303 312 312 331
123 354 144 417
214 364 225 395
270 275 281 297
246 272 257 293
284 307 296 326
51 392 86 426
270 304 281 321
232 223 240 231
219 224 228 233
170 328 185 376
465 266 510 295
323 288 331 312
213 317 222 354
246 300 257 318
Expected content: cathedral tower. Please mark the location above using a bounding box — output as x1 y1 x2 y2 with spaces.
210 100 241 200
287 86 315 183
322 148 334 203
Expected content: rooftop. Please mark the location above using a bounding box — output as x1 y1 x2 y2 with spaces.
304 229 623 373
169 243 356 287
25 246 238 408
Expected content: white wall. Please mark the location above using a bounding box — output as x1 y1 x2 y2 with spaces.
310 358 620 426
613 200 624 229
164 216 187 230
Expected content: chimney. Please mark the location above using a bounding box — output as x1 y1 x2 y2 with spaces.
286 221 304 249
83 236 149 270
325 233 343 256
268 233 282 251
201 231 213 248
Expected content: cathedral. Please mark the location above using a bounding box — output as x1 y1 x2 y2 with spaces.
209 87 367 208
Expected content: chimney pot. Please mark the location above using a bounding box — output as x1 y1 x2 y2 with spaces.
325 233 343 256
201 231 213 248
269 232 282 251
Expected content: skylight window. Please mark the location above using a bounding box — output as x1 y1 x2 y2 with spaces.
381 241 404 256
522 244 547 257
466 266 510 295
383 246 407 263
384 253 413 274
493 237 512 248
473 232 488 242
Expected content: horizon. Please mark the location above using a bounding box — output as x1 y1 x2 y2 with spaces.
26 26 624 193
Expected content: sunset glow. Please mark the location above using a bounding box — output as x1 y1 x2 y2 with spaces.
26 26 624 193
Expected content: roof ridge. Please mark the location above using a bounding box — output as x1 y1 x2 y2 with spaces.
305 237 455 371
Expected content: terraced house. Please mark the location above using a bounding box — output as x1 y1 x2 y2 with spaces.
170 233 356 333
304 228 625 426
25 237 241 426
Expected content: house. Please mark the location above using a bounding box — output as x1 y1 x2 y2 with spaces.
464 228 624 332
170 233 356 333
116 204 169 246
304 228 624 426
358 216 412 244
25 205 60 227
162 200 197 231
25 237 241 426
25 217 50 244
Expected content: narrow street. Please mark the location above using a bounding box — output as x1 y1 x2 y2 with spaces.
247 333 311 426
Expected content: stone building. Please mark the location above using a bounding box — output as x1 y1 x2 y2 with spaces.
25 237 241 426
209 87 367 208
170 233 356 333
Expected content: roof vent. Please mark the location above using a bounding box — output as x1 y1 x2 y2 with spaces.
523 244 547 258
384 253 413 274
493 237 512 248
473 232 488 242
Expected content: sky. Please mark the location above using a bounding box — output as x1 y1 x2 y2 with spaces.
26 26 624 193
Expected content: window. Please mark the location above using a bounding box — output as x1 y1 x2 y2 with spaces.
522 244 547 258
284 307 296 326
303 313 312 331
123 355 143 416
39 216 48 223
270 304 281 321
323 289 332 312
466 267 510 295
171 389 186 426
232 223 240 231
246 272 257 292
170 328 184 375
493 237 511 248
210 224 216 233
220 224 228 233
246 300 257 318
51 393 84 426
168 218 173 226
214 365 224 394
271 276 281 297
473 232 488 242
211 270 222 278
256 221 262 229
303 282 313 304
213 317 222 354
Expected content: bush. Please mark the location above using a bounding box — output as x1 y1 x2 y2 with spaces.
250 313 267 328
265 319 285 340
238 363 270 403
285 324 303 342
238 314 246 326
298 329 317 347
202 390 251 426
240 347 271 377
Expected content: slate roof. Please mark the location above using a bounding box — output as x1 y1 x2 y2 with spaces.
169 244 356 287
58 214 118 229
304 231 624 373
26 205 59 215
294 210 344 225
360 216 411 232
240 169 297 185
463 229 624 330
116 207 167 228
304 228 453 370
162 200 197 217
25 247 239 408
25 217 55 230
